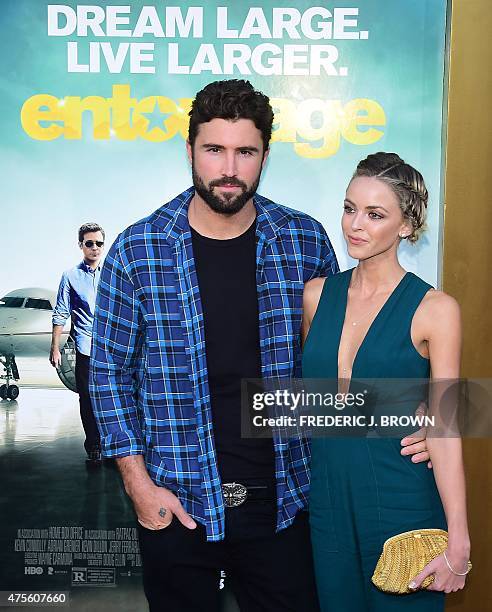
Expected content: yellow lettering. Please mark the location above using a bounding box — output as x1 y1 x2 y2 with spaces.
20 95 63 141
139 96 179 143
294 99 343 158
19 86 386 156
174 98 193 139
270 98 297 143
342 98 386 145
111 84 138 140
63 96 110 139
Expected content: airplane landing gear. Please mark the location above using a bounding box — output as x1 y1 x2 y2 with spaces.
0 383 19 400
0 355 20 400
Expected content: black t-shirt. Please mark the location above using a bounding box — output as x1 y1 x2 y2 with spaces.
191 220 276 484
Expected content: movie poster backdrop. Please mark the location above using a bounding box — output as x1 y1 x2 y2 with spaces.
0 2 448 609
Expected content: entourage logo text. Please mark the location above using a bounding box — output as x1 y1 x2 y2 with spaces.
20 85 385 158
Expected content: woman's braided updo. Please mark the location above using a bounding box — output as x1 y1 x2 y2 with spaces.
353 152 428 243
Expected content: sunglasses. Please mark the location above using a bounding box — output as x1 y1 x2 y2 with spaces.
83 240 104 248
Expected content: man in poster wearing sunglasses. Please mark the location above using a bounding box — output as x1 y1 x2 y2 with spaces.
50 223 105 466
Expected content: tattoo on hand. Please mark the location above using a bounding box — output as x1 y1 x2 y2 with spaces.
158 507 167 519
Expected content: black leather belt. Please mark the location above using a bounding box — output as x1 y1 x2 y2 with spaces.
222 482 274 508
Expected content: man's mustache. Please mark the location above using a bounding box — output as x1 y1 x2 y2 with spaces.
209 177 247 190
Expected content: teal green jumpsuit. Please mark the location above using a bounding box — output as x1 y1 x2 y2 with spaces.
303 269 446 611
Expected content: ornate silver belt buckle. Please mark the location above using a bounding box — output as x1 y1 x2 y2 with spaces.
222 482 248 508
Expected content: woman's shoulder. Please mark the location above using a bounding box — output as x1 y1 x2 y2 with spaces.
416 286 461 325
304 276 326 293
420 287 459 310
303 270 351 319
304 269 351 299
303 277 326 313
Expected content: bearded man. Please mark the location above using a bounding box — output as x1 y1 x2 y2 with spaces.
90 79 429 612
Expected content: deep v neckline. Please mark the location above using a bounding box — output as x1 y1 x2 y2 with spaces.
337 269 410 385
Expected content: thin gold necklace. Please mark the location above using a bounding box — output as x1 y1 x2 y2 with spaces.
348 302 384 327
347 269 405 327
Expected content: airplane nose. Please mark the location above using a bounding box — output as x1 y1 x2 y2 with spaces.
1 316 17 329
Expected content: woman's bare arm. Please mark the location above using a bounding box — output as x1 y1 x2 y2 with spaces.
301 277 326 345
410 291 470 593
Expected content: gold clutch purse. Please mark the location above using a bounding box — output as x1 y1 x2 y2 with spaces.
372 529 449 594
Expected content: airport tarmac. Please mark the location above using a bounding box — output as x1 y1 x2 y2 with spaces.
10 358 66 389
0 386 147 611
0 385 239 612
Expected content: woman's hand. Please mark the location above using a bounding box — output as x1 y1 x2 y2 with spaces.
409 549 470 593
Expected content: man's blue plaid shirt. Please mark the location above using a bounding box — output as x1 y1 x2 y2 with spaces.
90 188 338 541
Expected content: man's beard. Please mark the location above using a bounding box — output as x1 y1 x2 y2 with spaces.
192 161 262 216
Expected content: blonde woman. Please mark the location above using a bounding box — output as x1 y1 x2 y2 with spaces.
302 153 470 611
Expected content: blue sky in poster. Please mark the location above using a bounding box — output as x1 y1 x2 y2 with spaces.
0 0 448 296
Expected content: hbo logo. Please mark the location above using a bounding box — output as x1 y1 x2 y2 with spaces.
25 566 43 575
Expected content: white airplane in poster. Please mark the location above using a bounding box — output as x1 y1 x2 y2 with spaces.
0 288 76 399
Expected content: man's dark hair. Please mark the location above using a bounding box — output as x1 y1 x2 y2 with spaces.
78 223 105 243
188 79 274 152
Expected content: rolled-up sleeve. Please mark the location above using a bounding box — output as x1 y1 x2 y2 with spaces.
302 220 339 282
52 272 71 326
89 236 145 457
